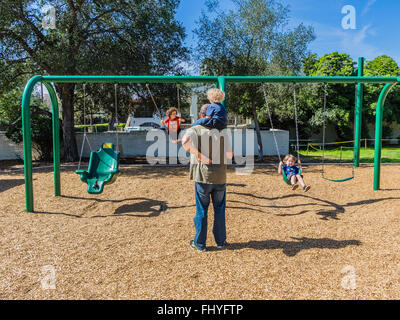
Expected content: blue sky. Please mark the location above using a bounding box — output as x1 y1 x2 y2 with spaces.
176 0 400 69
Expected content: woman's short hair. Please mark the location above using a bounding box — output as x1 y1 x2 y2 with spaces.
207 88 225 103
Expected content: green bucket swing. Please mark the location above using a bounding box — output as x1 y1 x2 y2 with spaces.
75 84 121 194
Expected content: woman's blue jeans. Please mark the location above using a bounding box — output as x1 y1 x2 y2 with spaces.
194 182 226 248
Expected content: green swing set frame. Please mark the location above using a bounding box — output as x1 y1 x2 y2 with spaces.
21 60 400 212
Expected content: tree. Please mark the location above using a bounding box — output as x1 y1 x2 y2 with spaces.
0 0 188 161
300 52 357 140
0 85 57 161
363 55 400 140
194 0 315 160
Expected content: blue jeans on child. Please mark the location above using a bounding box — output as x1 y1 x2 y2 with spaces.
194 182 226 248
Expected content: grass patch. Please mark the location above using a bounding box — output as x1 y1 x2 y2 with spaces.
300 146 400 163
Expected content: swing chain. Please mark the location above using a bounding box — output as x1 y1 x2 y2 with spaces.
177 83 181 116
322 83 328 175
78 84 88 171
262 83 282 163
293 84 301 170
114 83 119 151
146 83 162 119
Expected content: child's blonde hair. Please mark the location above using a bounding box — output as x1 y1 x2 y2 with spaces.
207 88 225 103
283 154 297 162
166 107 178 117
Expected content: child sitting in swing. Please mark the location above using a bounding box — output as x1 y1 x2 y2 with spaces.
278 154 311 192
192 88 227 131
161 107 185 143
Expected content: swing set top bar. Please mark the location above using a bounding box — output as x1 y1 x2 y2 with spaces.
37 75 400 84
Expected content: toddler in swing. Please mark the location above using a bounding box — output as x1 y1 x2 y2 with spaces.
278 154 311 192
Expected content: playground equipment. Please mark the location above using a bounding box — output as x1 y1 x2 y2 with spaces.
263 83 302 185
21 65 400 212
320 83 356 182
76 142 120 194
146 82 183 121
145 83 163 119
76 83 121 193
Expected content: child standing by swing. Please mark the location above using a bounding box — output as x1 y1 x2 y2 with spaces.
161 107 185 143
278 154 311 192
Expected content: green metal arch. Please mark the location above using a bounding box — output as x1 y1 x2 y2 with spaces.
22 76 60 212
373 83 397 190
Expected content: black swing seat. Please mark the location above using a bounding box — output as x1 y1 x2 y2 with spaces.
76 143 120 194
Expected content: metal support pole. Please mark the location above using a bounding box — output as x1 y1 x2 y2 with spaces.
354 57 364 167
22 77 61 212
43 82 61 197
373 83 396 190
22 76 42 212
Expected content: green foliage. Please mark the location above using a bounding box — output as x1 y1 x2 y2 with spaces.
304 52 355 76
365 55 399 76
0 0 188 160
363 55 400 139
195 0 315 79
0 87 56 160
298 52 357 140
194 0 315 158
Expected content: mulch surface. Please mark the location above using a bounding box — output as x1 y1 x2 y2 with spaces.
0 164 399 299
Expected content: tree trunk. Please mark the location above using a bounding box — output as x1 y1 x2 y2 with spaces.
108 116 115 131
56 83 78 161
251 100 263 161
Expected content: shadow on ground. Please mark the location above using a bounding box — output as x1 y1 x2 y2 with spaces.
208 237 361 256
35 195 195 218
228 191 400 221
0 179 25 193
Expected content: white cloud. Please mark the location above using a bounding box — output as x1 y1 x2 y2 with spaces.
353 24 371 44
361 0 377 16
289 17 381 61
337 27 381 60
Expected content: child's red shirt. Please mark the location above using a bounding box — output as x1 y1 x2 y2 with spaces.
164 117 181 132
